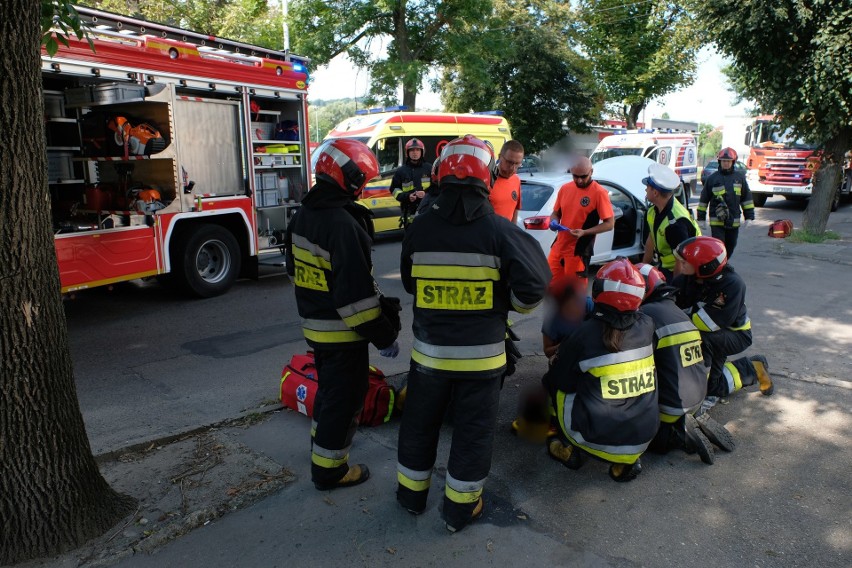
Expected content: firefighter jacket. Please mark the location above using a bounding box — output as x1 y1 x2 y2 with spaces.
675 266 751 333
289 181 398 350
698 169 755 228
640 287 708 422
392 158 433 214
548 309 659 464
400 185 550 378
646 198 701 271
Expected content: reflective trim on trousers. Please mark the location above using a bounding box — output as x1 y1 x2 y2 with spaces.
557 391 648 464
311 443 350 469
445 472 485 504
692 308 721 332
729 317 751 331
579 344 654 373
659 401 701 423
337 295 382 327
397 464 432 492
510 290 542 314
723 362 743 393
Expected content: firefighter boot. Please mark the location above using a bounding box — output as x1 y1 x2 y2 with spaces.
749 355 775 396
547 437 585 470
445 497 484 533
683 415 715 465
608 460 641 483
511 386 552 443
694 413 736 452
314 464 370 491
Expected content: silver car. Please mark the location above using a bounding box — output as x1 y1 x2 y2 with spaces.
517 156 653 265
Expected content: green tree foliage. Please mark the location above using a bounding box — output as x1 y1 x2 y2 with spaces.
442 1 600 153
82 0 284 49
308 99 359 142
691 0 852 233
697 122 722 164
287 0 492 110
577 0 702 128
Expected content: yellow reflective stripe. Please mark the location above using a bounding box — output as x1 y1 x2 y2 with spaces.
341 306 382 328
659 411 681 424
585 354 656 379
730 319 751 331
723 362 743 392
510 290 541 314
657 330 702 349
397 472 430 492
302 328 363 343
691 312 711 332
710 220 725 227
697 204 708 212
445 485 482 504
312 453 348 469
412 264 501 281
564 431 642 464
411 349 506 372
292 245 331 270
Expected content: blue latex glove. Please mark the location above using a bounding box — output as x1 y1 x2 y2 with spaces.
379 341 400 359
549 219 570 232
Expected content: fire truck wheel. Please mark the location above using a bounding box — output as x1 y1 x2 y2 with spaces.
752 194 767 208
176 225 241 298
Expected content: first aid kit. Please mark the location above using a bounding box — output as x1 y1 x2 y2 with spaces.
280 352 396 426
768 219 794 238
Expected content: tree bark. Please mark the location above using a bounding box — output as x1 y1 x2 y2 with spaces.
393 0 417 110
625 102 645 129
802 134 849 235
0 2 135 564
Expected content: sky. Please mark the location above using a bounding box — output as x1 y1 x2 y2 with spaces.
308 46 751 128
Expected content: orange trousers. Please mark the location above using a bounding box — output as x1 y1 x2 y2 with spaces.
548 249 589 286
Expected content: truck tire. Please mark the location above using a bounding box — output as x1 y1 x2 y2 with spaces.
175 224 241 298
752 194 768 207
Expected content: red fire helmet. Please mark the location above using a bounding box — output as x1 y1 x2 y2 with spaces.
405 138 425 152
437 135 494 191
634 263 667 299
717 147 738 161
314 138 379 197
592 258 646 312
674 236 728 278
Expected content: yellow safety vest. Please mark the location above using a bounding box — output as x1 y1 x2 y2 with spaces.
647 200 701 270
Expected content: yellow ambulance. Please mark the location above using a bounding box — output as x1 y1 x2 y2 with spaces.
317 108 512 234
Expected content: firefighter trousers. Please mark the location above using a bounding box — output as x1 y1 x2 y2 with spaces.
711 226 740 259
311 346 370 485
397 365 501 526
701 329 758 398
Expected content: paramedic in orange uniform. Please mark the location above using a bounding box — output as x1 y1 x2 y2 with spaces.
548 156 615 281
489 140 525 223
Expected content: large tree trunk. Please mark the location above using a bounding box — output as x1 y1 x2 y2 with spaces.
393 0 417 110
0 2 135 564
802 134 849 235
625 102 645 129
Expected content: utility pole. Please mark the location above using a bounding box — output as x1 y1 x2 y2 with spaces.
281 0 290 51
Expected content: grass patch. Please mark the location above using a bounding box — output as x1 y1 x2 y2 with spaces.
787 229 841 243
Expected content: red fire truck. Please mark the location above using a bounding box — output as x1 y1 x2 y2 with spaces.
42 7 311 297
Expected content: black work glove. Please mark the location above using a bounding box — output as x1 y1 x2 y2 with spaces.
379 295 402 332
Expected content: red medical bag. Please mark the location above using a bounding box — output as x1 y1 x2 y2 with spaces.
768 219 794 238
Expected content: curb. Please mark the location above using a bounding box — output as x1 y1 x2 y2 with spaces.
772 242 852 266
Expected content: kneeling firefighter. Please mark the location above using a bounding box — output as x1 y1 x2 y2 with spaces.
287 139 401 491
673 236 774 413
636 263 734 463
397 135 550 532
546 258 659 482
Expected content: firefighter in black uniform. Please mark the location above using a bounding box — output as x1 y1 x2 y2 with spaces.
396 135 550 532
545 259 659 482
288 139 401 491
697 147 755 258
391 138 433 228
636 263 735 462
673 236 774 414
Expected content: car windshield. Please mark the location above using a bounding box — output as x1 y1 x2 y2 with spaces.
520 181 555 211
591 148 643 163
751 123 815 149
311 137 371 171
706 161 718 170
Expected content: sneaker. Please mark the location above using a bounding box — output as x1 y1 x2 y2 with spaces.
694 413 736 452
684 415 715 465
749 355 775 396
445 497 484 533
547 437 585 470
608 460 641 483
314 464 370 491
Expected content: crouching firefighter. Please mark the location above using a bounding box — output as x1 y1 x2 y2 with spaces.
286 139 401 491
545 259 658 482
636 263 734 464
673 236 774 414
396 135 550 532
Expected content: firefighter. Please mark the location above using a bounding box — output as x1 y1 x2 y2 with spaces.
548 157 615 282
636 263 735 462
396 135 550 532
641 163 701 280
545 259 658 482
391 138 433 228
697 148 755 258
288 139 401 491
416 156 442 214
489 140 525 223
673 236 774 413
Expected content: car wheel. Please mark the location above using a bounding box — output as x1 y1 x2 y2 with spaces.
752 194 768 207
175 224 241 298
